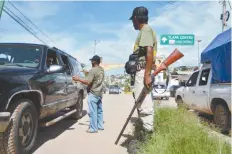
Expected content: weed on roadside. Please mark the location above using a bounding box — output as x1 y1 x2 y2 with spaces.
136 107 231 154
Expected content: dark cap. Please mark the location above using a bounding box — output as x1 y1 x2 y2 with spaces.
89 55 101 63
129 6 148 20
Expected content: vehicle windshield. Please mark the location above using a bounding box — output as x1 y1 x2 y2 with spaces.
0 45 42 68
153 84 166 89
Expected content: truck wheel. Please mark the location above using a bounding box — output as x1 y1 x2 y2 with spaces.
176 97 183 105
70 94 83 120
176 97 187 109
0 99 38 154
214 103 231 133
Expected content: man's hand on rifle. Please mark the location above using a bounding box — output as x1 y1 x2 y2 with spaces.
144 74 152 90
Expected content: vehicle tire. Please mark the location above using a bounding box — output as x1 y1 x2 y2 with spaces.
0 99 38 154
70 93 83 120
213 103 231 133
176 97 184 108
166 97 169 100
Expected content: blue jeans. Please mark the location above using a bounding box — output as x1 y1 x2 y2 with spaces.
87 93 104 132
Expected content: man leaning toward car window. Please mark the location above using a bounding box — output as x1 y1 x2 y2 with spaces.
72 55 105 133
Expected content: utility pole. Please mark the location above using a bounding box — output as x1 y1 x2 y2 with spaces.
197 40 202 68
222 0 226 32
94 40 101 55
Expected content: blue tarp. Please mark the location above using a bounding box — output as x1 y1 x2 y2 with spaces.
201 28 231 83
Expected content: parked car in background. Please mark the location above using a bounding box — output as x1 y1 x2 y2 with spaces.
169 85 181 97
0 43 87 154
109 85 120 94
152 83 170 100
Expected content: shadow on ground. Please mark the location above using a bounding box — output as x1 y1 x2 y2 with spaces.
118 116 140 149
32 110 87 153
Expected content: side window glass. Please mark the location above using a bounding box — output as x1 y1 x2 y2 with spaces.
186 71 199 87
68 57 80 76
60 54 72 75
46 49 60 68
199 69 210 86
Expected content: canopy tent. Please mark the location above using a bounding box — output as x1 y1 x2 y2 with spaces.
201 28 231 83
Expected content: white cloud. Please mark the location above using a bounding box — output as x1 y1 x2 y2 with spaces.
1 1 231 72
73 1 230 68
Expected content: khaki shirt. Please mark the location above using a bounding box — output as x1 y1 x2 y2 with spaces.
86 66 105 97
133 24 157 62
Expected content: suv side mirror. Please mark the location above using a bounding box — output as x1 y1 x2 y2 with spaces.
47 65 64 73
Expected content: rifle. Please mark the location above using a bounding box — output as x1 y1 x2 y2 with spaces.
115 49 184 145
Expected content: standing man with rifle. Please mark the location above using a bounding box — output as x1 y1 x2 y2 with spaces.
129 6 157 135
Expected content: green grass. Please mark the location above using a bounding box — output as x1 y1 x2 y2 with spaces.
137 107 231 154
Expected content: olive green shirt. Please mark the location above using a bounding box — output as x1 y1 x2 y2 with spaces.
86 66 105 97
133 24 157 62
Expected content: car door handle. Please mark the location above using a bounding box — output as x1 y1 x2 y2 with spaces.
192 91 195 93
203 91 206 93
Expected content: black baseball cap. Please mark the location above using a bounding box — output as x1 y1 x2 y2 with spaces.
129 6 149 20
89 55 101 63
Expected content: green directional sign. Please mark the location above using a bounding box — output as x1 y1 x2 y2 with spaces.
0 0 5 20
160 34 195 45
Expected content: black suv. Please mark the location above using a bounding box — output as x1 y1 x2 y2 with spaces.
0 43 87 154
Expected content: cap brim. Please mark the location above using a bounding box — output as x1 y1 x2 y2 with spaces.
129 16 133 20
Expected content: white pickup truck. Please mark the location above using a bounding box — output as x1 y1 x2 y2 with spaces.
175 63 231 133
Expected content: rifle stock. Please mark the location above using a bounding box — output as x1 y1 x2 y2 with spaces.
115 49 184 145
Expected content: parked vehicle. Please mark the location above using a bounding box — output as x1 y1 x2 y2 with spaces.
169 85 181 97
0 43 87 154
109 85 120 94
152 83 170 100
175 28 231 133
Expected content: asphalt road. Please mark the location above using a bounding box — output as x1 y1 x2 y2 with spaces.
33 94 147 154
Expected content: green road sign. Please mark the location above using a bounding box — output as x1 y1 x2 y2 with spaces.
0 0 5 19
160 34 195 45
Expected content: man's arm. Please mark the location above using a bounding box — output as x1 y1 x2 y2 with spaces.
144 46 153 78
73 77 91 86
72 69 94 86
139 28 155 89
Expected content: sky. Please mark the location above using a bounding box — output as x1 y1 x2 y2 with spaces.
0 1 231 75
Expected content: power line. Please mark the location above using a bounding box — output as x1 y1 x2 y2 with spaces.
7 1 57 46
228 0 232 10
3 5 37 36
3 7 48 45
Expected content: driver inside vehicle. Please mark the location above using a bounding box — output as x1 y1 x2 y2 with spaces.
46 57 53 67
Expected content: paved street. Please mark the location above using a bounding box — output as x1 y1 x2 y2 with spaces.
34 94 165 154
31 94 177 154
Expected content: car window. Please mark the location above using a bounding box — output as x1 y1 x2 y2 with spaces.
68 57 80 76
60 54 72 76
46 49 60 68
199 69 210 86
186 71 199 87
153 85 166 89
